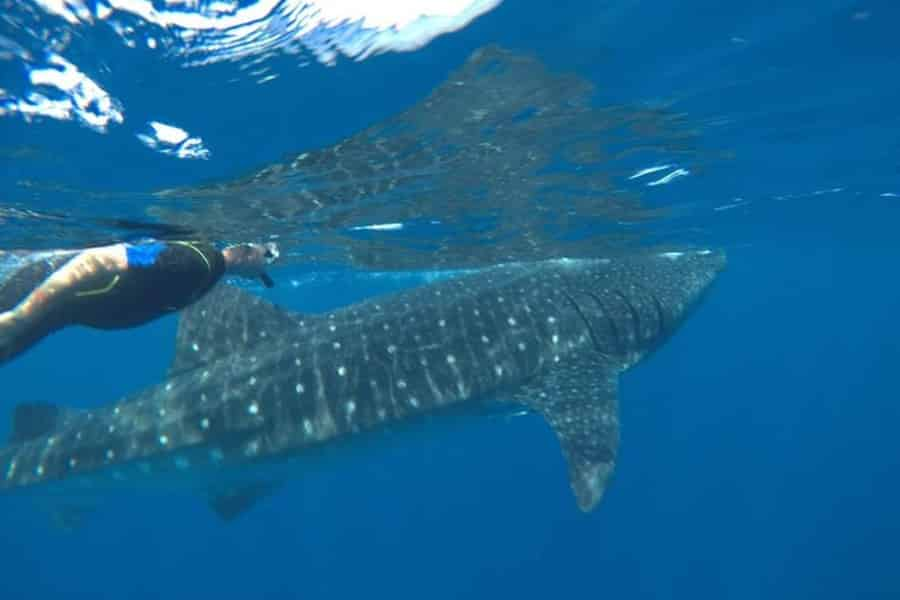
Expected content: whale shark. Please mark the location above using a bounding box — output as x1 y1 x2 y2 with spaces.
0 250 724 524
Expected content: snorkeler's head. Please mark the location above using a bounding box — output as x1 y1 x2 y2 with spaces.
260 242 280 264
222 241 280 287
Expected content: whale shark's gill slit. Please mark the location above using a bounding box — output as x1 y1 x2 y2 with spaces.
561 291 601 351
613 290 640 343
585 292 622 354
631 281 668 340
650 291 667 337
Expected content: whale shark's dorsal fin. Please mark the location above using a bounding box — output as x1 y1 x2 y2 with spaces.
170 284 302 376
511 355 621 511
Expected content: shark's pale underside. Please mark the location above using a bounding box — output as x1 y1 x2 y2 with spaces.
0 250 724 523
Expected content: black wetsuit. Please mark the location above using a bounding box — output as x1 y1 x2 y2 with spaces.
70 241 225 329
0 241 224 363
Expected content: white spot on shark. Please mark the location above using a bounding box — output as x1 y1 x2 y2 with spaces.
244 440 260 456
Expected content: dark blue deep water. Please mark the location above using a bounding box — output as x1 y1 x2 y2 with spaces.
2 1 899 598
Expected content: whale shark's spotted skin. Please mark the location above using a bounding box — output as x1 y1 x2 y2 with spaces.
0 251 724 521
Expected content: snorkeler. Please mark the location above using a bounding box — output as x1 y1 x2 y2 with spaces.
0 239 279 365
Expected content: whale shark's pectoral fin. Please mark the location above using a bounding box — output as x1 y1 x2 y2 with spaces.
207 481 283 521
170 284 302 376
512 356 620 512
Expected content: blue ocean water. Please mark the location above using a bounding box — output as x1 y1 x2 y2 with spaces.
2 1 899 598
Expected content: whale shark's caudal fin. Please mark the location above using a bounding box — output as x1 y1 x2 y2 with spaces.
511 355 620 512
169 284 302 376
